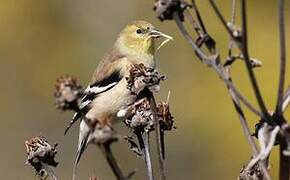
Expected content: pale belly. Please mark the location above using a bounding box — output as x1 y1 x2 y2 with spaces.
85 78 136 124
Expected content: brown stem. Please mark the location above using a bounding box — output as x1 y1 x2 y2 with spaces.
99 142 126 180
173 12 262 118
276 0 286 115
279 140 290 180
208 0 273 124
136 130 155 180
148 92 166 180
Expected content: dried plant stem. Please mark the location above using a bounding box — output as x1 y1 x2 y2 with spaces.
136 131 154 180
276 0 286 115
173 12 262 117
279 141 290 180
228 0 236 56
276 0 289 179
99 142 126 180
172 4 271 180
240 0 272 122
208 0 273 124
148 93 166 180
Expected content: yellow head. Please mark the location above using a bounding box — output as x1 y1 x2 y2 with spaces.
115 20 172 57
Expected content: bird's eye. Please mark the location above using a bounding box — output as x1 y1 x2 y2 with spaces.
136 29 142 34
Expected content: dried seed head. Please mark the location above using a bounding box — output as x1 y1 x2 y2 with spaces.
126 63 166 95
157 102 174 131
25 136 58 178
153 0 190 21
54 75 83 111
124 98 154 132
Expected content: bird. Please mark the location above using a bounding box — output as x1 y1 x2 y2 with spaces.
69 20 172 179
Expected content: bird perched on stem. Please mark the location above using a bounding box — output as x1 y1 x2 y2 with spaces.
69 20 172 179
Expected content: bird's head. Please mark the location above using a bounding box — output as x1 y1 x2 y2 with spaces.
116 20 173 57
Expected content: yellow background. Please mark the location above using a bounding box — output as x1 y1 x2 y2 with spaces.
0 0 289 179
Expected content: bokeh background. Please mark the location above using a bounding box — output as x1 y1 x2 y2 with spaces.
1 0 290 179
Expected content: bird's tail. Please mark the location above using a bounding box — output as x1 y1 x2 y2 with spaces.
72 120 91 180
64 112 81 135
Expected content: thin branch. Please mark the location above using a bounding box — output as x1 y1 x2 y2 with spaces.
276 0 286 115
279 140 290 180
191 0 207 34
228 0 237 57
172 4 271 179
99 142 126 180
208 0 237 42
282 87 290 112
173 12 262 118
276 1 289 179
136 131 155 180
225 0 258 156
148 93 166 180
227 81 261 155
142 133 154 180
208 0 273 124
240 0 269 118
246 125 280 171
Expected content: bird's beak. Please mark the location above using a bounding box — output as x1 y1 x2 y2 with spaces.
149 29 173 50
149 29 173 40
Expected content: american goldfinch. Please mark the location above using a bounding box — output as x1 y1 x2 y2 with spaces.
70 20 172 177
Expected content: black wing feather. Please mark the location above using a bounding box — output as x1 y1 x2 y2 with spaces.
64 70 123 135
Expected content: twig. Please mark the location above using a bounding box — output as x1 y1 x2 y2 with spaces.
282 87 290 112
276 0 286 115
275 1 289 179
136 131 154 180
246 125 280 171
279 141 290 180
173 12 262 118
240 0 272 122
208 0 273 124
148 92 166 180
169 2 271 179
99 142 126 180
228 0 237 56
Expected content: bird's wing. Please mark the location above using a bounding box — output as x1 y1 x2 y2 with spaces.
64 48 126 135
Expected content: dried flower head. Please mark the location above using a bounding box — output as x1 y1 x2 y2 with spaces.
25 136 58 178
124 98 154 132
157 102 174 131
153 0 190 21
126 63 166 95
54 75 83 111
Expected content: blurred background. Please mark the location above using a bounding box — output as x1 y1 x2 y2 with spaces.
0 0 290 179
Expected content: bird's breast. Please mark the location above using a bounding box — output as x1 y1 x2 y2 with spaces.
85 78 136 125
